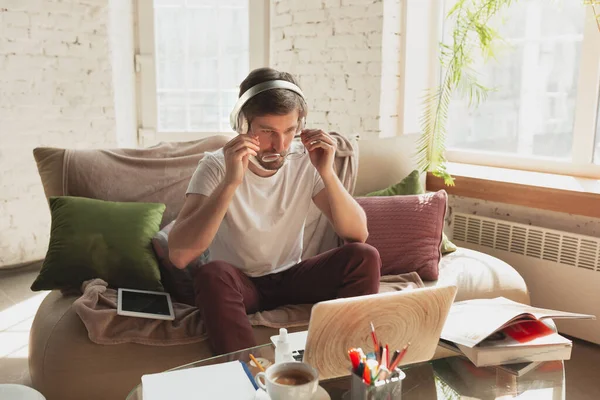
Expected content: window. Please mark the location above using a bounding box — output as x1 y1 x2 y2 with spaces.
438 0 600 178
136 0 269 144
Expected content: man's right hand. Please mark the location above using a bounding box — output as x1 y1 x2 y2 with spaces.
223 134 261 185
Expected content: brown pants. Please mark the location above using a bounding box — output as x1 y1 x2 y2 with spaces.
193 242 381 354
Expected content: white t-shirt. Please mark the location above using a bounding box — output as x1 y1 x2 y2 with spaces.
186 149 325 277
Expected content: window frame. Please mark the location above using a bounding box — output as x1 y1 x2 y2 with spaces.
423 1 600 179
134 0 269 146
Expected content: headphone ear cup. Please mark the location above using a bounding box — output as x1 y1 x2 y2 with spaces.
238 112 248 135
299 117 306 132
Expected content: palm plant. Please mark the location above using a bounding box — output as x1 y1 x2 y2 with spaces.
587 1 600 30
416 0 600 186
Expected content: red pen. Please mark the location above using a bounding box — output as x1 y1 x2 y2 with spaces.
389 343 410 371
389 349 400 367
348 348 361 371
385 344 390 368
370 322 379 355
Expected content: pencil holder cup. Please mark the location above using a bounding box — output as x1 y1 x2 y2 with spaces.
349 368 406 400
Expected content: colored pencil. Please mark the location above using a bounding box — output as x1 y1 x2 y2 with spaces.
249 354 265 372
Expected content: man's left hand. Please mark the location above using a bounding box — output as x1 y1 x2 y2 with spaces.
301 129 337 177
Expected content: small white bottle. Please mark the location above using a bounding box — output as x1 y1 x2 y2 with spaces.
275 328 294 364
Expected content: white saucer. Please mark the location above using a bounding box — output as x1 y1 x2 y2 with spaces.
313 385 331 400
255 385 330 400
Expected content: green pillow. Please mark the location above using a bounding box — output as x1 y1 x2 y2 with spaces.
31 196 166 292
364 170 457 254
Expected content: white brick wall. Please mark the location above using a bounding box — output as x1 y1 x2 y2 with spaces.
0 1 116 267
270 0 400 139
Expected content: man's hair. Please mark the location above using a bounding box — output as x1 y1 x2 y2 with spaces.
238 68 307 124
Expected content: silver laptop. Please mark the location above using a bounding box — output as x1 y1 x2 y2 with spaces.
270 285 458 379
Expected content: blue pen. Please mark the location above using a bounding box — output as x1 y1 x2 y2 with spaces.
239 360 259 390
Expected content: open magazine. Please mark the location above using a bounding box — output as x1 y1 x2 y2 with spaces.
454 319 573 366
441 297 595 348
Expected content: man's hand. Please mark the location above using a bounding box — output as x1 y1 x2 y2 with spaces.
222 134 260 186
301 129 336 177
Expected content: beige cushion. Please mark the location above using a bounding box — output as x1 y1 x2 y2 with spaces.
354 134 422 196
29 249 529 400
32 148 66 199
33 136 231 227
425 247 531 305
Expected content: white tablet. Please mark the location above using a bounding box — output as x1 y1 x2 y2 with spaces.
117 288 175 321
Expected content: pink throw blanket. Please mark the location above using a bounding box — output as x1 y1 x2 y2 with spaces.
74 274 424 346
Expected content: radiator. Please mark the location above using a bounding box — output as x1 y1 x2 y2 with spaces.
450 212 600 345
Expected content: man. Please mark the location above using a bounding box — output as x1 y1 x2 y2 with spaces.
168 67 381 354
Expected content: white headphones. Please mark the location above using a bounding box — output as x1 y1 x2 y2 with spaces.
229 79 307 135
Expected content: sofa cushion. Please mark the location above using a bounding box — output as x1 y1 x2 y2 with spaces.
31 196 166 292
151 221 209 306
364 169 423 197
356 190 447 280
33 135 231 228
32 147 66 198
364 169 457 255
354 134 423 196
426 247 531 305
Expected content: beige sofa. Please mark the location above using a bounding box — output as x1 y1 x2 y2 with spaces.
29 134 530 400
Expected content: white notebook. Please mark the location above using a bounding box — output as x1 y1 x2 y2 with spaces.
142 360 256 400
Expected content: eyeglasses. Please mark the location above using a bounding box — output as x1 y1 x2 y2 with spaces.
257 135 306 163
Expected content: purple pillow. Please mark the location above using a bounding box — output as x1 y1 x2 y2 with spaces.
356 190 447 281
151 221 209 306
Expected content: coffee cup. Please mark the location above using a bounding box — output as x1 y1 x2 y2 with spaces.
255 362 319 400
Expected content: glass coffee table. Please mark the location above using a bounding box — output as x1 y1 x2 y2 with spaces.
127 343 566 399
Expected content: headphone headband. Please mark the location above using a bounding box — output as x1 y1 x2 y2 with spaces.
230 80 306 133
